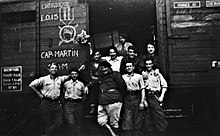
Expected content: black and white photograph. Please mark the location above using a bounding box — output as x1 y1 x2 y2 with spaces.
0 0 220 136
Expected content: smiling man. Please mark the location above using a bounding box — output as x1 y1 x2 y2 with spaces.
29 62 69 136
63 68 86 136
141 58 168 136
85 60 127 136
122 61 145 136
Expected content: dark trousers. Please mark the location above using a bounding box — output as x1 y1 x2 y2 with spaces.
143 95 167 132
41 99 63 136
122 94 143 131
64 101 83 136
89 84 99 105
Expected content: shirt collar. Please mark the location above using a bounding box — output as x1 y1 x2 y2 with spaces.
70 79 79 83
125 73 134 77
109 57 119 62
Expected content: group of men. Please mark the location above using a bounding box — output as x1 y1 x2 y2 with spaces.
29 43 168 136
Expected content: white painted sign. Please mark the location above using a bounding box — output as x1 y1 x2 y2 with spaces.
174 1 201 8
1 66 22 92
206 1 220 7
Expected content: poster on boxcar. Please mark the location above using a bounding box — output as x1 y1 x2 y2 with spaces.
1 66 22 92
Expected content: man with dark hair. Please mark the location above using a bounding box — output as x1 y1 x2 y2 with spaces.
102 46 123 72
120 46 140 75
63 68 86 136
122 61 145 136
142 58 168 136
29 62 70 136
78 50 103 114
85 60 127 136
139 42 159 72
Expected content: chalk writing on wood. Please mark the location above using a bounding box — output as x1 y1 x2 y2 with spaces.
41 1 69 10
41 49 79 59
58 24 77 46
58 63 68 70
174 1 201 9
174 9 219 14
41 13 59 22
1 66 22 92
41 2 75 23
206 1 220 7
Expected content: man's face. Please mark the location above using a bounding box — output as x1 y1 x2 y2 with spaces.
147 44 155 54
93 51 101 61
109 49 117 59
48 64 58 75
125 62 134 73
145 60 153 71
69 71 78 80
128 49 136 58
100 66 110 75
119 36 125 44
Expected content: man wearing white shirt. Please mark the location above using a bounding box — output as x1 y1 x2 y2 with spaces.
102 46 123 72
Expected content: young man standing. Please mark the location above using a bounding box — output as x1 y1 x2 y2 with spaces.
29 62 69 136
85 61 127 136
122 61 145 136
142 58 168 136
63 68 86 136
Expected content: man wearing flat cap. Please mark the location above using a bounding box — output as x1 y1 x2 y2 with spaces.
85 60 127 136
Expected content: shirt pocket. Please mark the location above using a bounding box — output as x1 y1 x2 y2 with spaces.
45 82 51 86
56 82 61 89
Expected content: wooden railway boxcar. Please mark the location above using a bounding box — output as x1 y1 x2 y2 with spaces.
0 0 220 135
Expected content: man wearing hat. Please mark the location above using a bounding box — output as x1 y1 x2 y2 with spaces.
63 68 86 136
85 60 127 136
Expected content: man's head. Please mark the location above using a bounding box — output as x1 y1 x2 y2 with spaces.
119 34 126 44
127 46 136 58
69 68 79 81
109 46 118 59
146 43 155 55
99 61 112 75
145 58 154 71
125 61 135 74
48 62 58 76
92 50 101 61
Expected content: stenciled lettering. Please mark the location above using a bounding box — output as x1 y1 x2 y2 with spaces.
41 2 69 10
41 13 59 22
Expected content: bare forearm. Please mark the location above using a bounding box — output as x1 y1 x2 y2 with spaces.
29 86 44 98
141 89 145 103
160 88 167 100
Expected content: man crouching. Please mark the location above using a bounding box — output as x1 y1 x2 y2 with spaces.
85 61 126 136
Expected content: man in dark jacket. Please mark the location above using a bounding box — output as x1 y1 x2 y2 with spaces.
85 60 127 136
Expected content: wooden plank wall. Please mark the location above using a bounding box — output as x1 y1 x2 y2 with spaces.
160 0 220 86
39 0 89 77
0 2 37 92
0 0 89 93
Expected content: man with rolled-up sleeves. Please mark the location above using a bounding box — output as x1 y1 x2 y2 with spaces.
63 68 86 136
29 62 69 136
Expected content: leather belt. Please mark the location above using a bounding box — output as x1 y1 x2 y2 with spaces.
126 91 139 95
43 97 59 101
147 91 159 95
65 98 82 102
